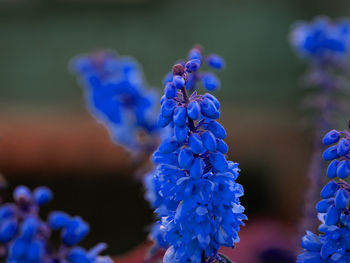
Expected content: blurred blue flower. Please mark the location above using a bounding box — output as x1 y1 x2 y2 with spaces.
70 50 161 154
290 16 350 65
0 185 112 263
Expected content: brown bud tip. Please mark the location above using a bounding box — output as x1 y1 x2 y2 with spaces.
193 44 203 52
172 64 185 76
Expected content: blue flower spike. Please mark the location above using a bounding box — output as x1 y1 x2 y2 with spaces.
298 127 350 263
0 185 112 262
144 49 246 263
70 50 161 154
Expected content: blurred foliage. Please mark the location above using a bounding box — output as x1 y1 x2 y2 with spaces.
1 0 349 111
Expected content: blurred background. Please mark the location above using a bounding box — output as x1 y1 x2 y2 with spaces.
1 0 350 260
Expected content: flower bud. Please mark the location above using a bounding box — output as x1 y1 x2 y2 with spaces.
334 189 349 209
337 138 350 156
322 145 339 161
321 181 340 199
189 134 205 154
174 106 187 127
209 153 228 172
201 73 220 91
173 76 185 89
336 160 350 179
200 98 220 119
185 59 201 73
187 101 201 120
178 148 194 169
206 54 225 70
34 187 53 206
158 138 179 154
322 130 340 145
327 160 339 179
201 131 217 152
208 121 227 139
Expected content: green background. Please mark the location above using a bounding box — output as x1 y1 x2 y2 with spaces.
2 0 349 110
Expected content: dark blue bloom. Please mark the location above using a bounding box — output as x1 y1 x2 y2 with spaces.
0 185 112 263
70 50 161 154
146 54 246 262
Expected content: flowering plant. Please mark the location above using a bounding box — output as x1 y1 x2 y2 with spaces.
290 16 350 232
0 185 112 263
145 47 246 263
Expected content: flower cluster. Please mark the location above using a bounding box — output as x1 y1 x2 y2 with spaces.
290 16 350 65
146 52 246 262
298 128 350 262
162 46 225 93
0 185 112 263
70 50 160 153
144 47 227 211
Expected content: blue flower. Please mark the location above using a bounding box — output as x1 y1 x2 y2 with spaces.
290 16 350 65
70 50 161 153
146 54 246 262
0 185 112 263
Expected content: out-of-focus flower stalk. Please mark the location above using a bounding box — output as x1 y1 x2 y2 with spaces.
290 16 350 234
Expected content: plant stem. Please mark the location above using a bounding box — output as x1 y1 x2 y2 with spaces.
181 87 196 132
